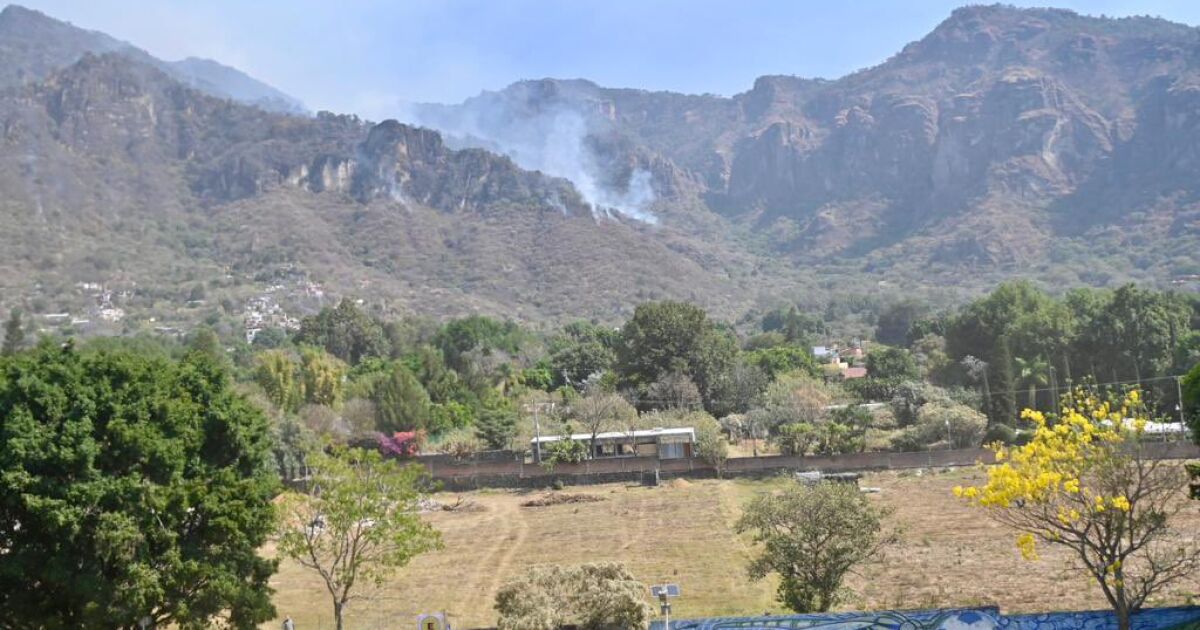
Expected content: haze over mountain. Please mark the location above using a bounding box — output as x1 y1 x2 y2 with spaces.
412 5 1200 274
0 3 1198 332
0 5 305 113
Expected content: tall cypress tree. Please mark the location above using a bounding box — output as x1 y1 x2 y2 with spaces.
372 363 432 432
2 309 24 355
990 335 1018 426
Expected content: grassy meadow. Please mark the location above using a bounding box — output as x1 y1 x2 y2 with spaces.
264 468 1200 629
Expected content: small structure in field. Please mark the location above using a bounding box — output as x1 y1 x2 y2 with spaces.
531 427 695 463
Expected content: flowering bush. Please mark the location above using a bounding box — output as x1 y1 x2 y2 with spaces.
376 430 425 458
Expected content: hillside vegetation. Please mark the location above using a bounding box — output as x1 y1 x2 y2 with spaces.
2 5 1200 331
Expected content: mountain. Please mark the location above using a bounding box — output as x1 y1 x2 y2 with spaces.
412 5 1200 282
0 52 761 329
1 4 1199 334
0 4 306 114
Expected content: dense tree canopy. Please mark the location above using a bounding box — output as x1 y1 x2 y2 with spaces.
866 346 918 381
616 301 736 411
295 299 389 364
0 343 279 628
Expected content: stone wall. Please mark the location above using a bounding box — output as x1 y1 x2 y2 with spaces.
420 442 1200 491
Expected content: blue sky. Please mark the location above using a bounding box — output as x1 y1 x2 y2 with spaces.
16 1 1200 119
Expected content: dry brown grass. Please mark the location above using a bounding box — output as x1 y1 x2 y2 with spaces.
264 468 1200 629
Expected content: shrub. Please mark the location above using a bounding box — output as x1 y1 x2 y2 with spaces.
890 402 986 451
982 423 1018 446
776 422 819 456
494 563 651 630
541 438 589 470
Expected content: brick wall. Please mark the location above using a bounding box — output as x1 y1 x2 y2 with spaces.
418 442 1200 491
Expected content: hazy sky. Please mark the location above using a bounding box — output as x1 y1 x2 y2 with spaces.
15 1 1200 119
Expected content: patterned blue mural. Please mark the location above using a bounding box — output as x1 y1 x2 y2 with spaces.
653 606 1200 630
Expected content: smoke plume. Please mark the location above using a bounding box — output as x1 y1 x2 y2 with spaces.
400 96 657 223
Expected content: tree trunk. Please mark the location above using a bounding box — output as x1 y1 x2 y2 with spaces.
1116 603 1130 630
335 601 345 630
1113 583 1131 630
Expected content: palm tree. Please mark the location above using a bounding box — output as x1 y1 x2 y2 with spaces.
1015 356 1050 412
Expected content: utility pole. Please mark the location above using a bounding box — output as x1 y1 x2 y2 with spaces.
1177 375 1187 428
525 402 554 463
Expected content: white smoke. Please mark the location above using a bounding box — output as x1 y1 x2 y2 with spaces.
399 100 658 223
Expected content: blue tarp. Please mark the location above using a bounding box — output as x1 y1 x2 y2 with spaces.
652 605 1200 630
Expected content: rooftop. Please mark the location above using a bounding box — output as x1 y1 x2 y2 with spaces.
531 426 695 444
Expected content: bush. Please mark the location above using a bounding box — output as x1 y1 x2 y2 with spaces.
776 422 818 456
437 428 483 460
541 438 589 470
982 423 1018 446
495 563 651 630
695 418 729 476
890 402 986 451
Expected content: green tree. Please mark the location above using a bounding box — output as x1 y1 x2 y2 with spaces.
692 413 730 477
776 422 820 456
866 347 918 381
434 315 525 374
251 327 291 349
475 396 518 450
875 299 927 347
616 301 736 411
946 281 1072 422
300 346 347 407
276 446 442 630
409 345 462 404
709 361 769 417
744 345 817 380
540 437 589 470
372 363 432 433
295 299 389 364
2 309 25 355
991 336 1018 426
761 306 824 344
1014 355 1051 411
255 349 304 412
737 481 894 613
0 344 278 628
1184 363 1200 443
1086 285 1190 383
549 321 618 388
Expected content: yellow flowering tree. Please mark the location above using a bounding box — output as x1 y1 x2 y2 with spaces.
954 389 1199 630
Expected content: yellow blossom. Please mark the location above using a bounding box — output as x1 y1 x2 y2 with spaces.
1017 533 1038 560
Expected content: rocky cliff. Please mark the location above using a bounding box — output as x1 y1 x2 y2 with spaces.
418 5 1200 271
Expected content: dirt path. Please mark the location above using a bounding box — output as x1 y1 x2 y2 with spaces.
481 499 531 598
452 495 530 614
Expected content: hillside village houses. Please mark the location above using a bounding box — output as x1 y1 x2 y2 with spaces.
814 341 868 381
243 291 301 343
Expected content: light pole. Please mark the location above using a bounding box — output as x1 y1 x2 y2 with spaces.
525 402 555 463
651 584 680 630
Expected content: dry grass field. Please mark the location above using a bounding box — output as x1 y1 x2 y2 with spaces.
263 468 1200 629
